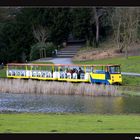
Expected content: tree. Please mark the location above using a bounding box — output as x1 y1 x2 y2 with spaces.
90 7 108 46
71 8 91 40
48 8 72 45
33 25 49 43
32 25 49 58
111 8 140 58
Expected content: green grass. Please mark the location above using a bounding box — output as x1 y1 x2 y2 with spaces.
0 113 140 133
0 67 6 78
123 76 140 86
73 56 140 73
31 61 53 64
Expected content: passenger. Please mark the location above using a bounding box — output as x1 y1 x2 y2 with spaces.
70 69 73 74
42 72 46 77
72 68 78 79
21 71 25 76
75 68 78 74
78 67 84 79
13 71 15 76
59 67 64 78
79 67 84 73
72 68 77 74
67 72 71 79
60 67 63 72
66 67 70 73
66 67 71 79
1 63 4 69
71 68 74 79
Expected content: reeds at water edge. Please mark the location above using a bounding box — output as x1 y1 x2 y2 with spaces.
0 79 121 96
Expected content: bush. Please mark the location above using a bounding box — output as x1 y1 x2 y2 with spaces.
45 42 56 56
30 42 56 61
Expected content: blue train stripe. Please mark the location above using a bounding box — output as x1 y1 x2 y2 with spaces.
89 75 110 85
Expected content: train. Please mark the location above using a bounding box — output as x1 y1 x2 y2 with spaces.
6 63 122 85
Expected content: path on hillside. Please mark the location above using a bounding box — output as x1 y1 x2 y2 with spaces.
35 43 82 64
35 58 73 64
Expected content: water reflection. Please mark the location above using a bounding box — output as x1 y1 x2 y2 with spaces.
0 93 140 114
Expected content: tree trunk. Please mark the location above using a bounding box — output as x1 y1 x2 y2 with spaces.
44 49 46 58
94 8 99 46
125 44 128 59
39 50 41 58
117 18 121 52
119 44 124 53
96 18 99 46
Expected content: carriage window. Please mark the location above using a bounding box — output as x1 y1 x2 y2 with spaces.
85 66 92 73
109 66 121 74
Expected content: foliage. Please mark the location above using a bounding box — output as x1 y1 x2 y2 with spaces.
0 7 140 63
0 9 35 63
47 8 72 45
71 8 91 40
30 42 56 60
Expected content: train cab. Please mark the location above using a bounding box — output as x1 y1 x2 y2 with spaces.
107 65 122 85
89 64 122 85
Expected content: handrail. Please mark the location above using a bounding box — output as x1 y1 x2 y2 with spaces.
7 63 121 67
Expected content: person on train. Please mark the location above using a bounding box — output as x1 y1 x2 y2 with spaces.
72 68 78 79
78 67 84 79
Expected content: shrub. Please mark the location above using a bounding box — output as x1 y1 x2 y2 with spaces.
30 42 56 61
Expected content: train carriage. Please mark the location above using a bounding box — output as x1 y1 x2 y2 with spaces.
6 63 122 85
57 64 91 83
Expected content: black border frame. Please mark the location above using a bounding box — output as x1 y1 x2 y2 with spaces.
0 0 140 6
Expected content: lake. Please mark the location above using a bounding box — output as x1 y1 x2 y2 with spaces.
0 93 140 114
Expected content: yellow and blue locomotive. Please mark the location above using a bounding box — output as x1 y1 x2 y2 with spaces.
6 63 122 85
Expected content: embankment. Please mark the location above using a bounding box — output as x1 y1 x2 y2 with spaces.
0 79 120 96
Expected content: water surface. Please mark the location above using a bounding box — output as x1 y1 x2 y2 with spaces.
0 93 140 114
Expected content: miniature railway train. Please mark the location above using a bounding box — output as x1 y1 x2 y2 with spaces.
6 63 122 85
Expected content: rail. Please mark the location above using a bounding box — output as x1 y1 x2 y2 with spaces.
121 72 140 77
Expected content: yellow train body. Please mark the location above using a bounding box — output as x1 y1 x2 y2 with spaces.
6 63 122 85
109 74 122 85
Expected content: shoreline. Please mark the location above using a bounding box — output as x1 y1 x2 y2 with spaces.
0 78 140 96
0 78 120 96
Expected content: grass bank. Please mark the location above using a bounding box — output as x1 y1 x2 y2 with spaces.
122 76 140 86
0 113 140 133
0 67 6 78
73 56 140 73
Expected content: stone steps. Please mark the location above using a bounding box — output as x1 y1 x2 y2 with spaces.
57 51 77 55
56 54 75 58
56 44 82 58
